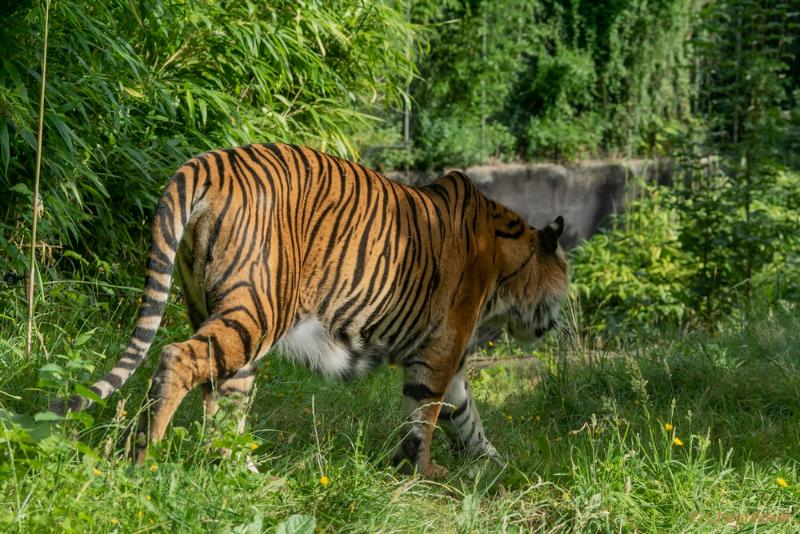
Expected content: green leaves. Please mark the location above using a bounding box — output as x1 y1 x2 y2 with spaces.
274 514 316 534
571 183 696 340
0 0 418 279
403 0 697 167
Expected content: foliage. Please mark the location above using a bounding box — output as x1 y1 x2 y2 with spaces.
570 181 695 339
369 0 697 168
668 0 800 320
570 169 799 338
569 0 800 335
0 0 418 277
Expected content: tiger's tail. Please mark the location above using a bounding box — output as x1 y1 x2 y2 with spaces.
51 160 205 414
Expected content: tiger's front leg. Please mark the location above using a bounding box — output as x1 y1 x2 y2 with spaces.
392 329 479 478
393 357 453 479
390 281 490 479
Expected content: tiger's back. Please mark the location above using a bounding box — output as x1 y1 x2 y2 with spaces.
54 143 568 478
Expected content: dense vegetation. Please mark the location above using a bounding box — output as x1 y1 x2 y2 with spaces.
572 0 800 336
0 0 416 274
384 0 698 168
370 0 799 169
1 0 799 531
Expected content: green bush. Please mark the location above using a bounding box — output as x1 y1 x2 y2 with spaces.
743 170 800 304
570 182 695 340
0 0 418 278
525 111 603 162
396 0 696 168
413 111 516 169
571 169 800 339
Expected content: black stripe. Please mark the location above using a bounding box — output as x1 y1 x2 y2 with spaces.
133 326 157 340
206 335 227 376
402 383 443 401
103 372 123 388
139 300 166 318
498 248 535 285
146 251 172 274
495 227 525 239
115 359 139 370
401 358 434 371
144 276 170 294
446 400 469 421
157 200 178 250
176 171 187 224
220 317 252 360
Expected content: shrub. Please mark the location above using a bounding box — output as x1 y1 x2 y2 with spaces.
0 0 418 279
570 182 695 341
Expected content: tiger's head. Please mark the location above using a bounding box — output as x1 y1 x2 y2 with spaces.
488 215 569 343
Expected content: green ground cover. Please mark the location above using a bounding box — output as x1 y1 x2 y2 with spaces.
2 286 798 532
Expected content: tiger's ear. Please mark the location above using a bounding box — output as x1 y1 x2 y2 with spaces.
538 216 564 254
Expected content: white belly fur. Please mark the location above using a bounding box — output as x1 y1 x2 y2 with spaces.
274 316 352 378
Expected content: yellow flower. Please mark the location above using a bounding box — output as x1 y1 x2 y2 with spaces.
777 477 789 488
146 495 151 501
250 442 259 451
149 463 158 473
110 518 119 525
93 468 103 476
535 415 541 422
136 511 143 520
673 436 684 447
487 341 494 347
319 475 330 487
664 422 673 431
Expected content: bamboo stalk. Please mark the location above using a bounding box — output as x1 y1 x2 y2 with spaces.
26 0 51 358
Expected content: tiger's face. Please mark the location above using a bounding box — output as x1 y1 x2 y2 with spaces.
496 216 569 343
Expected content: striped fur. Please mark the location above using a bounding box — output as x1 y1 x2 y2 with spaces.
51 143 568 478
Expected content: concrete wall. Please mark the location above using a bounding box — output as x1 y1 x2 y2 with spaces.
389 160 671 250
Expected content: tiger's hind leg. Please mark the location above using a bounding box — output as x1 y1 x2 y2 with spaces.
176 243 220 419
136 303 267 463
439 368 500 461
174 244 262 471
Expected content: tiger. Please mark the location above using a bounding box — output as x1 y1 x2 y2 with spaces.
52 143 568 478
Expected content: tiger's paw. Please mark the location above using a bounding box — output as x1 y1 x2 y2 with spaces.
422 462 448 480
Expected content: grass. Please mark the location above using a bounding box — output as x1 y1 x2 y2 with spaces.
1 280 799 532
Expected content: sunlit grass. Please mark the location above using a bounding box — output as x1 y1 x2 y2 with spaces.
1 284 799 532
